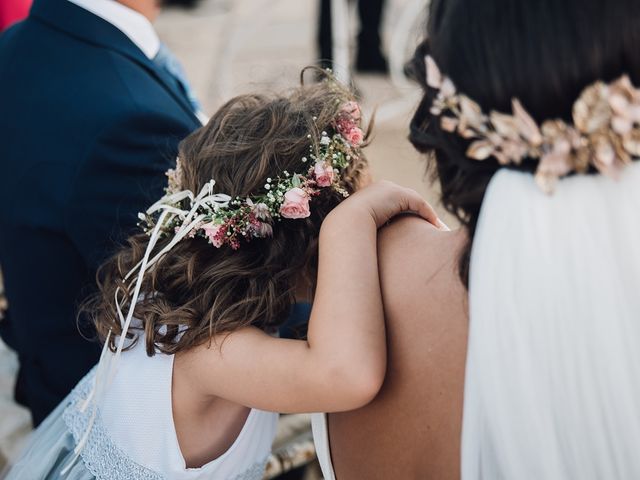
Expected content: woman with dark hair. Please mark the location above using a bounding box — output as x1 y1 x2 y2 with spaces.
312 0 640 478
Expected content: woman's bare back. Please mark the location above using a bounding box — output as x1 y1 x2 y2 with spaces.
328 216 469 479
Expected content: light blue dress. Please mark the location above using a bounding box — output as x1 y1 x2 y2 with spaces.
6 337 278 479
7 367 133 480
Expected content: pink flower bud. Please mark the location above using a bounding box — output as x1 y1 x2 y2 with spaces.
341 101 361 121
314 161 334 187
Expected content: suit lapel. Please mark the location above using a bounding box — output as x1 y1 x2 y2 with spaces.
125 53 199 124
31 0 200 125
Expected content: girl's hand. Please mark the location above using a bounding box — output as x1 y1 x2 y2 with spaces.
331 180 448 230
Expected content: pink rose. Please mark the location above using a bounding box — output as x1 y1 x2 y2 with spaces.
200 222 225 248
314 161 334 187
345 127 364 146
279 187 311 219
335 117 356 137
341 101 361 121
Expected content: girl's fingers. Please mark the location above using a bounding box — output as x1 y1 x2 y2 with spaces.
401 188 442 227
342 181 449 230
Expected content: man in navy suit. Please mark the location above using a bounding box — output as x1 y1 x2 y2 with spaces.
0 0 202 425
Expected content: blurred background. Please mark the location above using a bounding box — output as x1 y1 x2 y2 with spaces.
153 0 442 209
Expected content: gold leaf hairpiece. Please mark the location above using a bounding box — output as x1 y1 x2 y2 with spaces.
425 55 638 193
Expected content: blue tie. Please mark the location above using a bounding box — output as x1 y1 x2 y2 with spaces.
153 43 204 119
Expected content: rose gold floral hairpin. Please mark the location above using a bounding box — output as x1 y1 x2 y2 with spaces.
425 55 640 193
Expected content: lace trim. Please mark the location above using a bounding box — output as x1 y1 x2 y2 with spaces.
228 456 269 480
62 369 164 480
62 369 268 480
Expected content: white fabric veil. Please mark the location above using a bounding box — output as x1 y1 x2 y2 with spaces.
462 162 640 479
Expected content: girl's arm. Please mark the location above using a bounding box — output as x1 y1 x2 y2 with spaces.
177 181 444 413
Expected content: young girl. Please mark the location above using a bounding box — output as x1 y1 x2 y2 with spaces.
6 75 440 479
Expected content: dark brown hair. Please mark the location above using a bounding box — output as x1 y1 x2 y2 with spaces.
407 0 640 285
84 72 369 355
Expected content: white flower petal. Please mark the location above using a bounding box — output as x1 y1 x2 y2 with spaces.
425 55 443 89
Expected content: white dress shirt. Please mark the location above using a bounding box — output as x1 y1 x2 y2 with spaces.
66 0 160 59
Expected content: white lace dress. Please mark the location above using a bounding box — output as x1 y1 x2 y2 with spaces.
6 337 278 480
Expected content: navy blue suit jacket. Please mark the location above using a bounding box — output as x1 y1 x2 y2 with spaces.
0 0 200 424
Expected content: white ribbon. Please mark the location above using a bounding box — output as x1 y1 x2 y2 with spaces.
62 180 231 473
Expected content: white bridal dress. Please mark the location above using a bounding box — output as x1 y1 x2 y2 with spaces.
314 161 640 480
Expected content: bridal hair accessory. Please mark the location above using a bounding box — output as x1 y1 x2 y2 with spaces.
425 55 640 193
138 100 364 250
60 100 364 473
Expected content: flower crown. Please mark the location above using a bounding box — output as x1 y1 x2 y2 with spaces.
425 55 640 193
138 101 364 249
66 98 365 475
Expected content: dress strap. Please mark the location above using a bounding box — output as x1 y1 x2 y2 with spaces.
311 413 336 480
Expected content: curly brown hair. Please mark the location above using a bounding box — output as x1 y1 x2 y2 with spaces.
84 72 369 356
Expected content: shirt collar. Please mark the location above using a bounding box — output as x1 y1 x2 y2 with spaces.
65 0 160 59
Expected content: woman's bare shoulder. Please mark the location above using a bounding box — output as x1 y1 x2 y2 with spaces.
327 217 468 479
377 214 467 316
